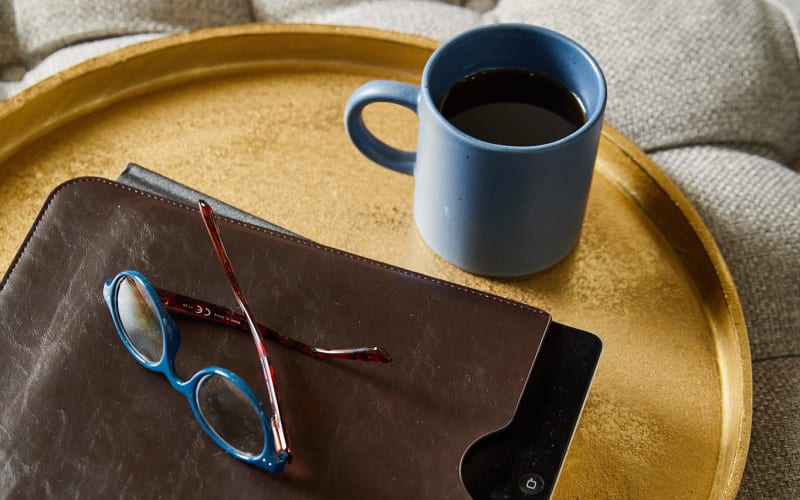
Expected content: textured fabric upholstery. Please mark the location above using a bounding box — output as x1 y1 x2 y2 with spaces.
1 1 798 497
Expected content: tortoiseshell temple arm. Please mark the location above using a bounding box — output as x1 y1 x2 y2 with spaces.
199 199 292 461
156 289 392 364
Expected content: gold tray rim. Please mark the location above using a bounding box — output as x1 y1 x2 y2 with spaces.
0 23 752 497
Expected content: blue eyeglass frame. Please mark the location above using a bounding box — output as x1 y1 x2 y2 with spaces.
103 270 290 473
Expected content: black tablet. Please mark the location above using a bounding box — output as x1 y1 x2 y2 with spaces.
461 322 602 499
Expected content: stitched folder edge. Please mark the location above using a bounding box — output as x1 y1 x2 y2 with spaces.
1 176 550 321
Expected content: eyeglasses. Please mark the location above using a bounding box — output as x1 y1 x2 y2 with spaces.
103 200 391 472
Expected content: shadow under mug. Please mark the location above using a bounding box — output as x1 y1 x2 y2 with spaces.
345 24 606 277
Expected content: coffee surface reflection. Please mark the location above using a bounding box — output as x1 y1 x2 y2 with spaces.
439 69 586 147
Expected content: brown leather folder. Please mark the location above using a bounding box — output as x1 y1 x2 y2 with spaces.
0 178 553 498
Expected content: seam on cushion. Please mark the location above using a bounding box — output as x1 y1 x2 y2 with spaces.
751 353 800 363
647 139 792 166
765 0 800 75
21 26 182 65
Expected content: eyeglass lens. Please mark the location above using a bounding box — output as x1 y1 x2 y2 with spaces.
116 276 164 363
116 275 265 457
196 374 265 456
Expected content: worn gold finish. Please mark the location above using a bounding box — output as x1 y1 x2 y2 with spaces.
0 24 750 498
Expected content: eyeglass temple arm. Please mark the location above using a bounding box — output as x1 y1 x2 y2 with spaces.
198 200 291 461
156 288 391 363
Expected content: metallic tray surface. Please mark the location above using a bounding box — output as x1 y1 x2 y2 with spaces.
0 24 750 498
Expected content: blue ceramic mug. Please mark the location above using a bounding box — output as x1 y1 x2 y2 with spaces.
345 24 606 277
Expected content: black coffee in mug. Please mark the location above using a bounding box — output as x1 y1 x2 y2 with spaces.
439 68 586 147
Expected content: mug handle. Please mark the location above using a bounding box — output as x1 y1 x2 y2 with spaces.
344 80 420 175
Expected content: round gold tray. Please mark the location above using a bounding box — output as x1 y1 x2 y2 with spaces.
0 24 750 498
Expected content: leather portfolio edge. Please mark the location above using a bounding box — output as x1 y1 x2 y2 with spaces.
1 176 551 322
